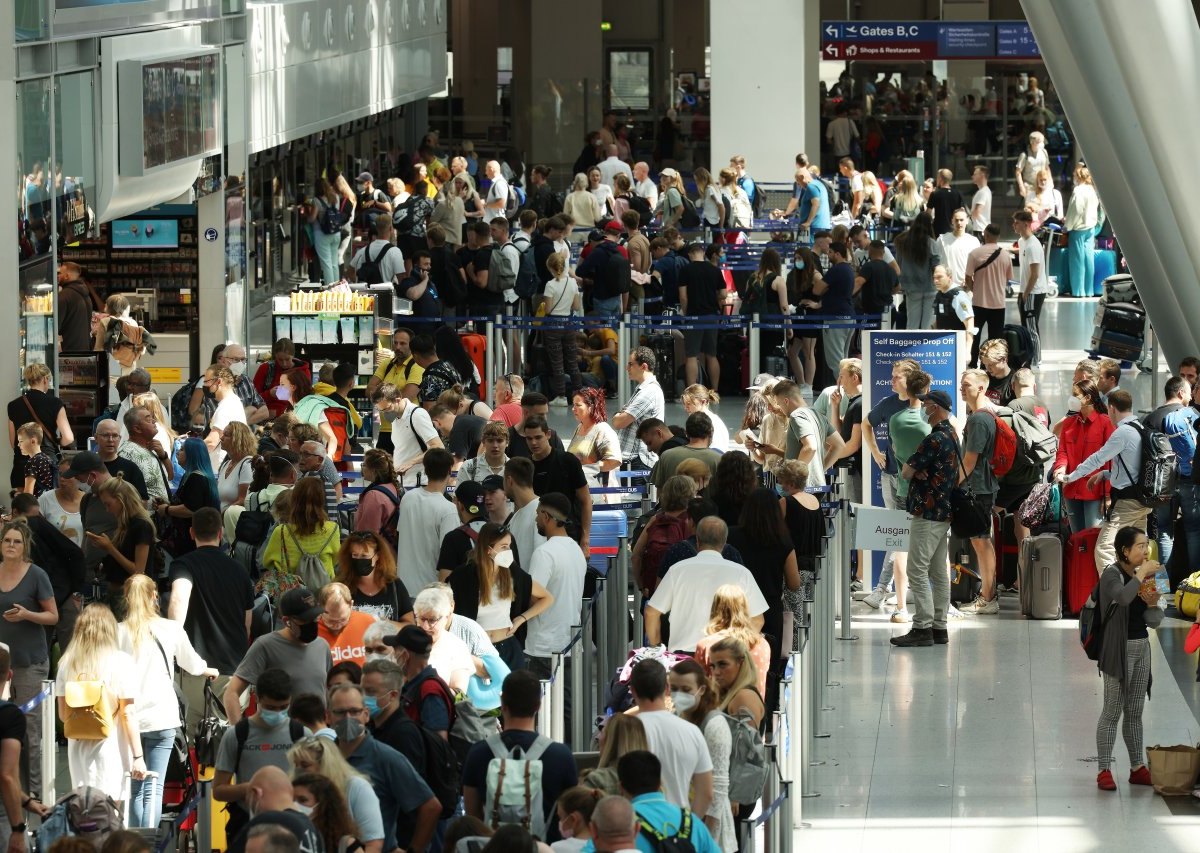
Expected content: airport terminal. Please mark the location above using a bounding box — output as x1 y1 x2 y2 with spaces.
3 0 1200 850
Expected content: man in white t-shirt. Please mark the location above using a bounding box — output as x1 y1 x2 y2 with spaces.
632 162 659 211
839 157 865 217
350 216 405 285
645 517 768 652
482 161 508 224
395 449 460 594
383 392 443 488
1013 209 1048 349
937 209 981 286
628 659 714 815
597 145 633 190
206 364 248 474
849 224 900 275
501 461 544 568
969 165 992 235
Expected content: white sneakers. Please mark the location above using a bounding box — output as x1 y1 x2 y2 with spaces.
863 589 885 609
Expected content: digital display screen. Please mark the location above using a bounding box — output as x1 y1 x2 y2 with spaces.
111 218 179 249
140 53 220 171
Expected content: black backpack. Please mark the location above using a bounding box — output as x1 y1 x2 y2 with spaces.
639 808 697 853
1116 421 1179 508
358 242 396 284
512 235 540 299
362 483 400 542
678 195 701 229
604 247 632 296
626 193 652 227
409 718 462 818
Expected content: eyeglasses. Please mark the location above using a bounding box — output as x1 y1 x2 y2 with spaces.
503 373 517 395
414 614 443 627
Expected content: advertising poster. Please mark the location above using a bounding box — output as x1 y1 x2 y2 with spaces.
860 330 965 586
111 218 179 249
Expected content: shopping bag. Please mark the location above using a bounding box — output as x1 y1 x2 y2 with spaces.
1145 744 1200 795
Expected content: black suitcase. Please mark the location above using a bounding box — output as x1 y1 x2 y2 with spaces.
995 511 1020 591
1100 302 1146 337
646 333 677 401
1095 328 1143 361
949 534 983 604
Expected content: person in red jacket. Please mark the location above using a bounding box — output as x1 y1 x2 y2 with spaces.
1051 379 1115 533
254 338 311 419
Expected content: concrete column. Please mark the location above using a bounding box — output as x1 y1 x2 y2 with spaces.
511 0 603 178
710 0 815 183
1022 0 1200 365
451 0 500 135
0 12 18 485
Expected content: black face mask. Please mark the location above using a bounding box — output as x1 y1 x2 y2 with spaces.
350 557 375 577
293 620 319 644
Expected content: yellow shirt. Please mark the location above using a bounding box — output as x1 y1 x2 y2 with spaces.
590 328 619 379
372 356 424 432
261 521 341 578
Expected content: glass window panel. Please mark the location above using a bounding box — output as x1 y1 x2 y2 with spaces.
14 0 48 42
54 72 98 249
17 79 53 262
609 50 651 111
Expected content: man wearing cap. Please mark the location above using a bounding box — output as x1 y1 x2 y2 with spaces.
481 474 514 525
298 440 341 520
523 492 588 742
355 171 392 228
893 389 961 648
390 624 456 738
68 451 121 587
503 460 546 567
223 588 332 724
436 480 489 579
575 219 632 317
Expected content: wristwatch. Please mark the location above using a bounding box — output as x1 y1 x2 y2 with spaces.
10 823 26 833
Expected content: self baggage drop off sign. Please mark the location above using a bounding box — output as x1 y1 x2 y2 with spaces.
859 331 965 587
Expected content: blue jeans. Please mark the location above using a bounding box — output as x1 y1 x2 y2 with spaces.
1065 498 1104 535
131 728 177 827
1179 484 1200 571
592 295 622 317
313 229 342 284
1154 502 1177 564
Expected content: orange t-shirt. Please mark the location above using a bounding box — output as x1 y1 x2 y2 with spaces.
318 611 377 666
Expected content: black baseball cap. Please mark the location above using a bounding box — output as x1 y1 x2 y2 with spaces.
384 624 433 655
480 475 505 492
279 588 323 621
65 451 105 478
455 480 486 516
919 390 953 412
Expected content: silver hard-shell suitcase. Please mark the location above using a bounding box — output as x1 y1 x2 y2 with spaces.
1019 533 1063 620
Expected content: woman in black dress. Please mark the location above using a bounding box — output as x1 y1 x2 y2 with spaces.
777 458 826 652
8 363 74 489
709 452 756 527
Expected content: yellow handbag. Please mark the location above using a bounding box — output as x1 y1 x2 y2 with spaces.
63 675 114 741
1174 572 1200 619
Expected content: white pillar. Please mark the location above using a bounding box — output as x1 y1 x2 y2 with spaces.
1022 0 1200 365
710 0 815 184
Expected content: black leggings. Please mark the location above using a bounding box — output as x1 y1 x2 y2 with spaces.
972 306 1007 366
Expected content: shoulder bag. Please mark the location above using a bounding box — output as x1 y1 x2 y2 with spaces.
949 437 991 538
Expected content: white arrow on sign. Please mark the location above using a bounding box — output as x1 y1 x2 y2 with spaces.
823 43 840 58
825 24 838 38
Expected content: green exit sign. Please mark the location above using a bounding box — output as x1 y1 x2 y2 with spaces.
601 21 612 31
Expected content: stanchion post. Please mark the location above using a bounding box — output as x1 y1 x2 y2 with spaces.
551 653 565 744
609 536 629 667
617 314 631 402
538 679 554 738
633 584 644 649
800 645 824 798
504 304 517 380
485 316 496 402
595 573 610 714
39 679 54 804
839 496 858 642
761 737 779 853
197 779 212 853
574 607 591 750
750 313 761 383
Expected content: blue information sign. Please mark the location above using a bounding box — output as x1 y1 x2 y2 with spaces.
996 23 1042 58
822 20 1040 61
860 331 965 586
937 23 995 58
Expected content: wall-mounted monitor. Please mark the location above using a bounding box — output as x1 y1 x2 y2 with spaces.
118 51 222 177
111 218 179 249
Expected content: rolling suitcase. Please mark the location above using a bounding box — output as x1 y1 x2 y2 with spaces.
949 534 983 604
995 512 1020 590
459 332 487 386
1095 328 1143 361
1102 273 1139 304
1099 302 1146 337
1019 533 1063 619
1065 526 1100 615
1092 249 1118 296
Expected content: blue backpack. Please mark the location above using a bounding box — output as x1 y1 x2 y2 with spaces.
1160 407 1197 479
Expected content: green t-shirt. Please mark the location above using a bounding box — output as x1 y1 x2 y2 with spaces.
889 407 932 499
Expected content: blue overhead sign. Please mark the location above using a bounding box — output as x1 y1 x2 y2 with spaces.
821 20 1040 61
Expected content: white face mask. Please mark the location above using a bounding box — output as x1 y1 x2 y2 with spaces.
366 652 392 664
493 549 515 569
292 802 314 817
1067 396 1083 413
229 360 247 377
671 691 697 714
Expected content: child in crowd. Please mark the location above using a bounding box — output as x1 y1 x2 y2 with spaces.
16 422 56 497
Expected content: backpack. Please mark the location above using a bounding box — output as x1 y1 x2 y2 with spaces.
1159 407 1197 478
504 185 524 218
233 490 277 576
638 807 697 853
170 379 201 434
1116 421 1178 507
730 191 753 229
626 193 652 227
361 483 400 545
282 525 338 591
995 406 1056 482
1017 482 1068 532
707 709 771 805
678 194 701 229
604 247 632 296
37 787 123 851
62 673 115 740
358 241 397 284
638 512 691 594
483 732 552 838
318 197 347 235
409 717 462 819
1002 323 1034 370
1079 580 1117 662
487 243 520 294
392 197 416 235
978 409 1017 479
513 236 540 299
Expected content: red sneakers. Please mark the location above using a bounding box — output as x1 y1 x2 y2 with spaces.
1097 769 1117 791
1129 766 1153 786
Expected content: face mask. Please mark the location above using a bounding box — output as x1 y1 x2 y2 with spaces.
350 557 375 576
275 385 292 401
493 549 515 569
229 361 247 377
293 620 319 644
796 260 805 270
334 716 366 743
671 691 697 714
1067 397 1083 413
259 709 289 728
292 803 314 817
362 695 380 717
366 652 392 664
77 479 91 495
558 820 574 840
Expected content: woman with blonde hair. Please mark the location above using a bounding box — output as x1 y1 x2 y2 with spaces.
118 574 213 827
656 169 686 228
694 585 771 698
260 476 340 599
674 458 712 492
668 658 735 851
1065 162 1103 297
563 173 603 231
860 171 883 220
884 172 923 226
1015 130 1049 198
583 713 649 794
8 361 74 490
216 421 257 511
709 636 765 730
694 167 724 232
56 602 142 802
446 522 554 668
1026 166 1063 229
91 477 156 600
681 384 729 451
335 530 413 623
289 733 385 851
